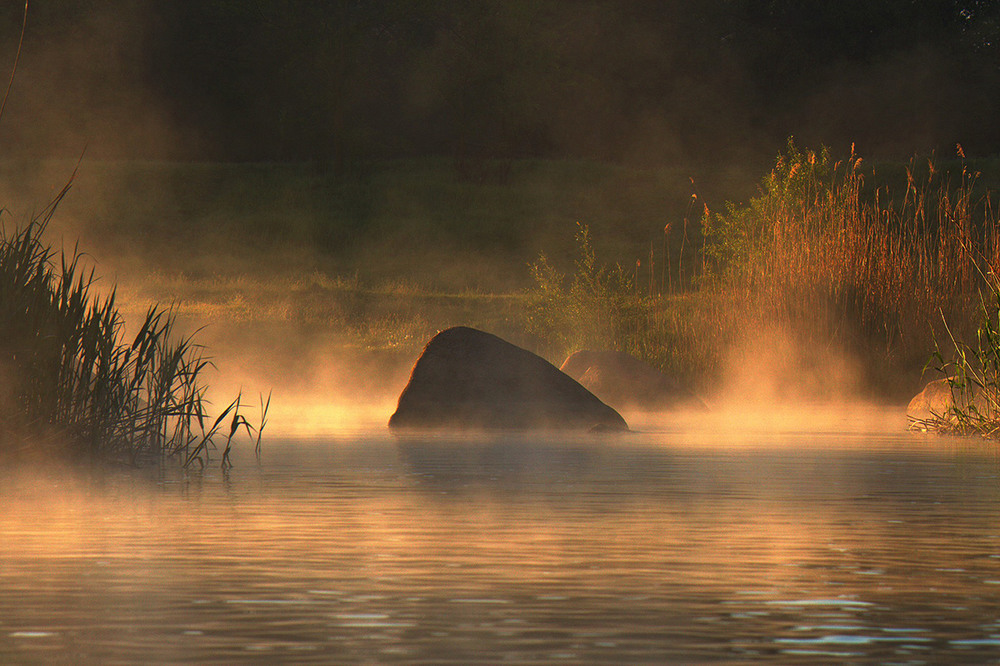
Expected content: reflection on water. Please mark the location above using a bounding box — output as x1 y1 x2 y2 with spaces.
3 414 1000 663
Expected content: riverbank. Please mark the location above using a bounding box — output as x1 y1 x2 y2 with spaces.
12 150 999 427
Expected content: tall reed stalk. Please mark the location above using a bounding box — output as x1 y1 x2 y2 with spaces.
0 200 265 467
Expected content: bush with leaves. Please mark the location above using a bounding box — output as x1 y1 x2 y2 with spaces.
525 223 650 359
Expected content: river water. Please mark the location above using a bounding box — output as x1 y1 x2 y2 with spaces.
3 408 1000 663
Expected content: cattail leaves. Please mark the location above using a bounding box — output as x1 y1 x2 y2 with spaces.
0 215 264 466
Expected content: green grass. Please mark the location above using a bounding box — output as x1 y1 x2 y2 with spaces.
912 273 1000 438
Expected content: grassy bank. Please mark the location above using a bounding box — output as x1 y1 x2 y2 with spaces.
14 150 1000 421
522 142 1000 403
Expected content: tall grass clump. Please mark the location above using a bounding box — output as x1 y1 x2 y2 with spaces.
0 198 265 467
699 138 998 394
525 139 1000 401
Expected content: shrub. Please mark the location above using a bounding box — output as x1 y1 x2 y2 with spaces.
524 140 1000 401
524 222 648 360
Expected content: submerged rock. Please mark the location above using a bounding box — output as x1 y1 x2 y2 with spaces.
906 378 955 423
388 327 628 432
559 350 708 412
906 377 994 425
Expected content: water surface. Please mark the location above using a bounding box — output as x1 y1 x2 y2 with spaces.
3 410 1000 663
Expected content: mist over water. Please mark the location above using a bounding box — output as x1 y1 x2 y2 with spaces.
4 424 1000 663
5 3 1000 662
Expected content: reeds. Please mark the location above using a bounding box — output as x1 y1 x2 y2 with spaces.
707 142 985 334
0 200 265 466
526 139 1000 403
696 140 998 390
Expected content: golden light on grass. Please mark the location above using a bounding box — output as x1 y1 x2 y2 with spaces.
524 139 1000 417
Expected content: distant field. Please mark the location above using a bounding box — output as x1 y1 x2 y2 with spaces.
0 157 765 291
6 153 996 289
0 157 757 412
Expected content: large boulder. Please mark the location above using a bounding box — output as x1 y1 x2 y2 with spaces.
560 350 708 412
389 327 628 432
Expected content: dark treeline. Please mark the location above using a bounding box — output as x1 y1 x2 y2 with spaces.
0 1 997 165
